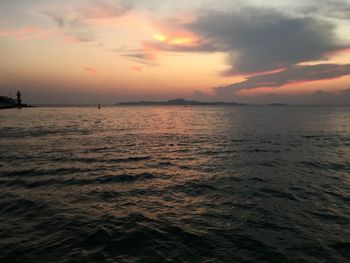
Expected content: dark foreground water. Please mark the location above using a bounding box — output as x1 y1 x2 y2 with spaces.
0 106 350 262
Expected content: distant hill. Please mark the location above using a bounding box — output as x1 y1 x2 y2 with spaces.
116 98 246 106
269 103 288 106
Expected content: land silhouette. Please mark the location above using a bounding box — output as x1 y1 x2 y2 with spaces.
116 98 246 106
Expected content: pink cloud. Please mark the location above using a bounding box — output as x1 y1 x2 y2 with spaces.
85 67 98 74
118 15 201 65
79 1 130 20
120 43 159 65
0 26 50 40
131 66 143 72
215 63 350 95
326 47 350 56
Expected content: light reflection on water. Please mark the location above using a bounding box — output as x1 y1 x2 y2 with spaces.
0 106 350 262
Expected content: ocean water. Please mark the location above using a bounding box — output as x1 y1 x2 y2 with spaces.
0 106 349 263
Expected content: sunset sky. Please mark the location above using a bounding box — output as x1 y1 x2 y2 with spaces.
1 0 350 104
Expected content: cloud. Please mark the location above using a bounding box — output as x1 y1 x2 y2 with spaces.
0 26 50 40
44 0 131 43
85 67 98 74
45 11 96 42
114 43 159 65
215 63 350 95
131 66 143 72
122 52 157 63
142 4 350 94
187 7 348 75
301 0 350 20
141 5 349 75
79 0 131 19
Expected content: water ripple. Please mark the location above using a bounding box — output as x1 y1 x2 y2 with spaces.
1 106 350 262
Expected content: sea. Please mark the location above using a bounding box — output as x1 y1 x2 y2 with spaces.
0 106 349 263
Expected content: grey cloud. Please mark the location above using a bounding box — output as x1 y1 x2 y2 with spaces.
186 7 347 75
150 40 222 53
44 1 131 42
49 14 65 28
123 53 152 60
111 46 157 65
120 52 157 65
301 0 350 20
155 5 350 96
79 0 131 19
215 64 350 95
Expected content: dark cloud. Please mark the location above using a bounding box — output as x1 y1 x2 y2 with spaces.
215 64 350 95
185 7 347 75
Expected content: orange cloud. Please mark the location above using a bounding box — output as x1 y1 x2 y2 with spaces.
152 33 199 47
237 87 276 96
0 26 50 40
149 17 200 48
120 42 159 64
283 75 349 87
120 23 200 64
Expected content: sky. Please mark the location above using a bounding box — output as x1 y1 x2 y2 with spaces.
1 0 350 104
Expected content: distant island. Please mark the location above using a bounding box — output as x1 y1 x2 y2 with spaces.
269 103 288 106
116 98 246 106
